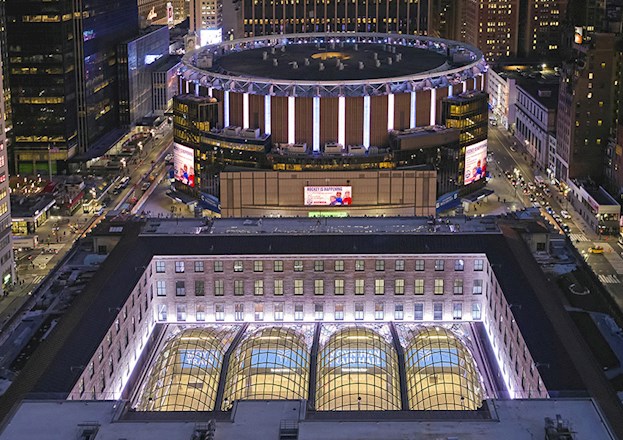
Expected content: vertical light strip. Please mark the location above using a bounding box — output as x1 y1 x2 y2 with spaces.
481 74 485 91
288 96 295 144
363 95 371 148
338 96 346 146
448 84 453 97
410 91 416 128
185 80 190 94
224 90 230 127
387 93 394 131
313 96 320 151
462 81 467 93
194 82 200 96
429 88 436 126
243 93 249 129
208 87 213 98
264 95 271 135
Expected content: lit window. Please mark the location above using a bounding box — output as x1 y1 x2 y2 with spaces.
434 279 444 295
294 260 304 272
234 280 244 295
434 259 444 271
454 259 464 271
355 260 365 271
454 279 463 295
254 280 264 295
253 260 263 272
274 279 284 295
155 261 165 273
474 259 484 271
214 261 223 272
473 280 483 295
194 261 204 272
415 259 425 271
273 260 283 272
334 279 344 295
395 259 405 271
234 260 243 272
414 279 424 295
314 279 324 295
375 260 385 271
375 279 385 295
314 260 324 272
355 279 365 295
175 261 185 273
156 280 166 296
334 260 344 271
394 279 405 295
294 279 304 295
214 279 224 296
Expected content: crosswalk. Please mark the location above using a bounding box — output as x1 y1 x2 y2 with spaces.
598 274 620 284
569 233 589 242
31 275 44 286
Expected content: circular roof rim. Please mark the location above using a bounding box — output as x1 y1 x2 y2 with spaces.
181 32 486 88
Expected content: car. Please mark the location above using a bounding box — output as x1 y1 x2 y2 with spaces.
545 207 554 215
561 223 571 234
561 210 571 219
141 182 151 191
543 188 551 196
165 153 174 162
510 145 517 152
588 246 604 254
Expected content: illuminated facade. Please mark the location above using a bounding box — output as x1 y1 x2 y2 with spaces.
0 61 13 294
461 0 519 61
240 0 429 37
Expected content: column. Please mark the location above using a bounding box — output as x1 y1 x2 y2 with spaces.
429 88 436 126
288 96 295 144
224 90 230 127
409 91 416 128
338 96 346 146
264 95 272 135
363 95 371 148
313 96 320 151
243 93 249 129
387 93 394 131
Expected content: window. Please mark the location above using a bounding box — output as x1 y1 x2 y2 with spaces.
234 260 243 272
453 279 463 295
253 260 263 272
194 280 205 296
274 260 283 272
234 303 244 321
315 303 324 320
294 260 304 272
175 261 185 273
355 303 364 320
175 281 186 296
274 279 284 295
355 260 365 271
474 259 484 271
314 260 324 271
414 303 424 320
155 261 165 273
414 279 424 295
394 304 404 320
156 280 166 296
196 305 206 321
214 279 224 296
274 302 284 321
334 279 344 295
434 279 444 295
374 279 385 295
214 261 223 272
375 260 385 271
433 302 443 320
434 259 444 271
215 304 225 321
334 260 344 271
472 303 482 320
335 303 344 320
294 304 304 321
473 279 483 295
254 303 264 321
194 261 204 272
177 304 187 321
254 280 264 295
294 279 304 295
454 259 464 271
158 304 167 321
453 303 463 320
234 280 244 295
394 279 405 295
415 259 425 271
355 279 365 295
314 279 324 295
395 259 405 271
375 303 384 320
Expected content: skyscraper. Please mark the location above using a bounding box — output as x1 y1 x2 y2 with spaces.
0 52 14 296
6 0 138 174
461 0 519 60
518 0 568 58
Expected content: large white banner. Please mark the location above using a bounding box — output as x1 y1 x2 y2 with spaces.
304 186 352 206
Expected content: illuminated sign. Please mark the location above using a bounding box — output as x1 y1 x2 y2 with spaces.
241 349 307 369
326 349 387 368
180 349 219 369
173 142 195 187
304 186 352 206
200 29 223 47
574 26 583 45
308 211 349 218
407 348 460 368
464 140 487 185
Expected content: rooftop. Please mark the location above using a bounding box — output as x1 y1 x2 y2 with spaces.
516 80 560 110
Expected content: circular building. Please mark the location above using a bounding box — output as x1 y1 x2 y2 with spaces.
178 32 487 150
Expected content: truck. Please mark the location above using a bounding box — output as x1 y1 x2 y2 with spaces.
12 235 39 250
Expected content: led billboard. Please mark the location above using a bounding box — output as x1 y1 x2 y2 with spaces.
200 29 223 47
174 142 195 187
464 140 487 185
304 186 352 206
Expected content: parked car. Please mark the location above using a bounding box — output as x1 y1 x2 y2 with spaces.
561 210 571 219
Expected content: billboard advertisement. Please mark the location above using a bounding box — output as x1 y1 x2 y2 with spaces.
174 142 195 187
200 29 223 47
167 2 174 24
574 26 583 45
463 140 487 185
304 186 352 206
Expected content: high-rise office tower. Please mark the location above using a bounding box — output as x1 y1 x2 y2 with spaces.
6 0 138 175
555 32 617 183
428 0 461 40
240 0 428 37
461 0 519 60
190 0 223 42
518 0 568 58
0 53 14 296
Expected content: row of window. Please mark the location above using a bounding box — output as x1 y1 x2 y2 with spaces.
155 278 485 296
157 258 486 274
157 301 483 322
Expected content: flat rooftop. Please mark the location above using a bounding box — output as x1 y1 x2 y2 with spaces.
0 399 616 440
212 43 450 81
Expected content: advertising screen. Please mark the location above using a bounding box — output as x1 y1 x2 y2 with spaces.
180 349 220 369
173 142 195 187
200 29 223 47
463 140 487 185
304 186 352 206
574 26 583 45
